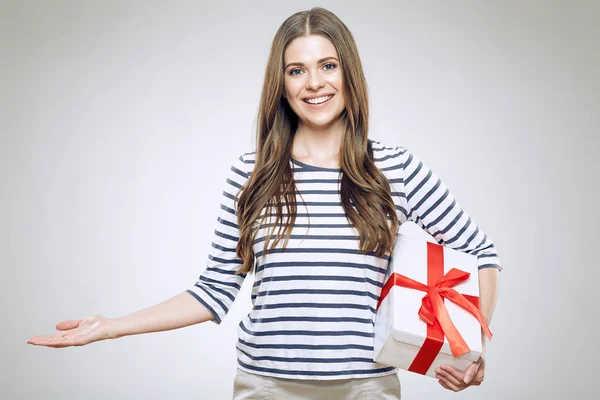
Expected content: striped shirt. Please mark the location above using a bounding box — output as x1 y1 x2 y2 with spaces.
187 139 502 380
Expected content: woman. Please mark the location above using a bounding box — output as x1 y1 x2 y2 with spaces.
27 7 501 399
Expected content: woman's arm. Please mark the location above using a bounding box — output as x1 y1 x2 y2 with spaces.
478 267 499 351
110 291 215 338
26 292 214 347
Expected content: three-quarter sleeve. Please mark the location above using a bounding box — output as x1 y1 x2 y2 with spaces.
186 153 252 324
398 148 503 271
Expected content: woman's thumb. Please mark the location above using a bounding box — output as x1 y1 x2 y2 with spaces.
463 362 480 384
55 319 82 331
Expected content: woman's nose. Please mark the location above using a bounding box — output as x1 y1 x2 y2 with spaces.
305 71 325 90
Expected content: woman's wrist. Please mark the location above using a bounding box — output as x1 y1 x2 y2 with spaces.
107 317 128 339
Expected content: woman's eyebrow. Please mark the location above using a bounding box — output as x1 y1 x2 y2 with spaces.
285 57 339 69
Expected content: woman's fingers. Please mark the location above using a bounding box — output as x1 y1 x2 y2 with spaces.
27 316 104 347
438 377 460 392
27 333 64 345
436 368 465 389
29 331 83 347
47 331 78 347
27 319 83 345
45 338 77 348
439 365 467 381
436 360 486 391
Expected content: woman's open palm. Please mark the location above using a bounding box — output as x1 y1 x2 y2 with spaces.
27 315 114 348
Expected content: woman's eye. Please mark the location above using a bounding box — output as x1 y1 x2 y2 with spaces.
289 68 302 75
323 63 336 71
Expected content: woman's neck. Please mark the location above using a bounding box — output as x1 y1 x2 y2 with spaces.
292 118 345 164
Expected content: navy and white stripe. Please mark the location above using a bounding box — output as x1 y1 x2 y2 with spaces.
187 139 502 380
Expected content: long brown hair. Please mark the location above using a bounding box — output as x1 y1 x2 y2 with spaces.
235 7 398 275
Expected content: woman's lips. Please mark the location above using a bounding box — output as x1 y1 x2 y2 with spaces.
302 94 334 108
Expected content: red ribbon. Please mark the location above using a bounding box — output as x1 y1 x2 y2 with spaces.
377 242 493 375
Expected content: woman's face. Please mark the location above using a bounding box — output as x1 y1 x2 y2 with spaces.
283 35 346 131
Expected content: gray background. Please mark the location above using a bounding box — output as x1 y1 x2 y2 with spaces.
2 0 598 399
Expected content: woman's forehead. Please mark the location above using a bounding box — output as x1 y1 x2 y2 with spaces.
284 35 338 64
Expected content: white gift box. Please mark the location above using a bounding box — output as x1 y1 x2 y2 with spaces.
373 233 487 378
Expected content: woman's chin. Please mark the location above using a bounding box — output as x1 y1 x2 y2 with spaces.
300 115 345 130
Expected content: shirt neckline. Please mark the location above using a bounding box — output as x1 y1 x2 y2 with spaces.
290 156 342 172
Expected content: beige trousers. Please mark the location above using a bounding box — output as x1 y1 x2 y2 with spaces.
232 368 401 400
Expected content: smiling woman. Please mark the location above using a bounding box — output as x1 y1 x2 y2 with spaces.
26 6 502 400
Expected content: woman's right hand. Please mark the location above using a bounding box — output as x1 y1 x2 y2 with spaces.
26 315 118 348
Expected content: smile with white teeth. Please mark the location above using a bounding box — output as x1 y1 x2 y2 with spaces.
303 95 333 104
